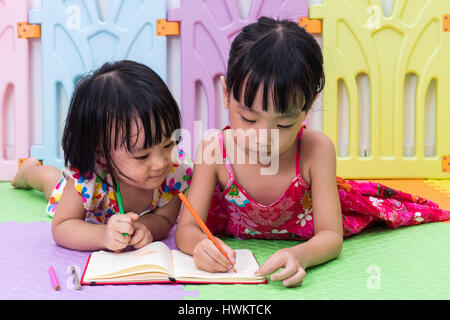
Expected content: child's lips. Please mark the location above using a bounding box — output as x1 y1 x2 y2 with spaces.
249 147 272 156
149 171 166 179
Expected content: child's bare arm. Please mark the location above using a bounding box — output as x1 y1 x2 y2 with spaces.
257 133 342 286
175 138 218 254
51 177 135 252
51 177 109 251
295 132 343 267
175 135 236 271
138 195 182 241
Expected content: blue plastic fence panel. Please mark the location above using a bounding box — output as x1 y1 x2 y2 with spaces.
29 0 167 168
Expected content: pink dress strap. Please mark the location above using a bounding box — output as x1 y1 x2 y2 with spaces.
296 124 306 176
218 127 234 189
219 125 305 187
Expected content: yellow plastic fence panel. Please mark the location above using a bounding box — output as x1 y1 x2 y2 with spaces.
310 0 450 179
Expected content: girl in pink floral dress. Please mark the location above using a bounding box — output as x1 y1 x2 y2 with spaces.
12 61 192 252
175 17 450 287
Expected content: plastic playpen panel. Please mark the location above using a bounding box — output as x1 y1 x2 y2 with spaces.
310 0 450 178
168 0 308 157
0 0 30 180
29 0 167 168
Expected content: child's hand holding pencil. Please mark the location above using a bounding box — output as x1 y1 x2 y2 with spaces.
192 237 237 273
104 212 139 252
178 192 237 273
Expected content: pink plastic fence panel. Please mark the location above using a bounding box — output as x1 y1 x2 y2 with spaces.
168 0 308 157
0 0 30 181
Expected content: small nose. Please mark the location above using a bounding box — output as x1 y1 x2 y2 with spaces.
256 128 273 146
148 154 168 172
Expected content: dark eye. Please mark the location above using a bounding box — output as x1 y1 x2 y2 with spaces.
277 123 295 129
135 154 148 160
241 116 256 123
164 141 175 149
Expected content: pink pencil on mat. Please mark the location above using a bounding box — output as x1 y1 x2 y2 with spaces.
49 266 60 290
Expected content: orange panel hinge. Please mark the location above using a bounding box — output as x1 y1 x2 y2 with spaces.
442 155 450 173
444 15 450 32
156 19 180 36
298 17 322 34
18 158 43 168
17 22 41 39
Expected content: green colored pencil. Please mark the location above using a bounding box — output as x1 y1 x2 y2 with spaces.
115 181 129 237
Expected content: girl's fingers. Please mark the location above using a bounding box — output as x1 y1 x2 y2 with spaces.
115 232 130 244
257 255 306 287
116 222 134 235
128 227 142 246
114 212 138 225
200 239 235 272
114 214 132 224
112 238 127 252
204 246 233 272
131 235 146 249
269 258 297 281
193 238 236 272
128 235 139 246
217 238 236 264
193 251 227 273
256 255 285 276
133 237 150 249
113 213 139 235
126 212 140 221
281 267 306 287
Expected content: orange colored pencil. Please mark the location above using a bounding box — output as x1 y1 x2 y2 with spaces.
178 192 237 272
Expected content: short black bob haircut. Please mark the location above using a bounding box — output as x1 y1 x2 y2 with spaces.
226 16 325 114
62 60 181 182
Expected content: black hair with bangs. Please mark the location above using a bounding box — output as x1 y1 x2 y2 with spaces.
62 60 181 182
226 16 325 113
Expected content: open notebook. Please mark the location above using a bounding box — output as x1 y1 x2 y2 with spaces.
81 241 267 285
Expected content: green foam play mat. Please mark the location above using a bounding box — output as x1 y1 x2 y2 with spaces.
2 182 449 300
0 182 50 223
185 223 450 300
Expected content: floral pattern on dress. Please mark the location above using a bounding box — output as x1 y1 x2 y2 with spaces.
224 184 250 207
205 127 450 241
46 149 193 224
414 212 424 223
296 211 312 227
